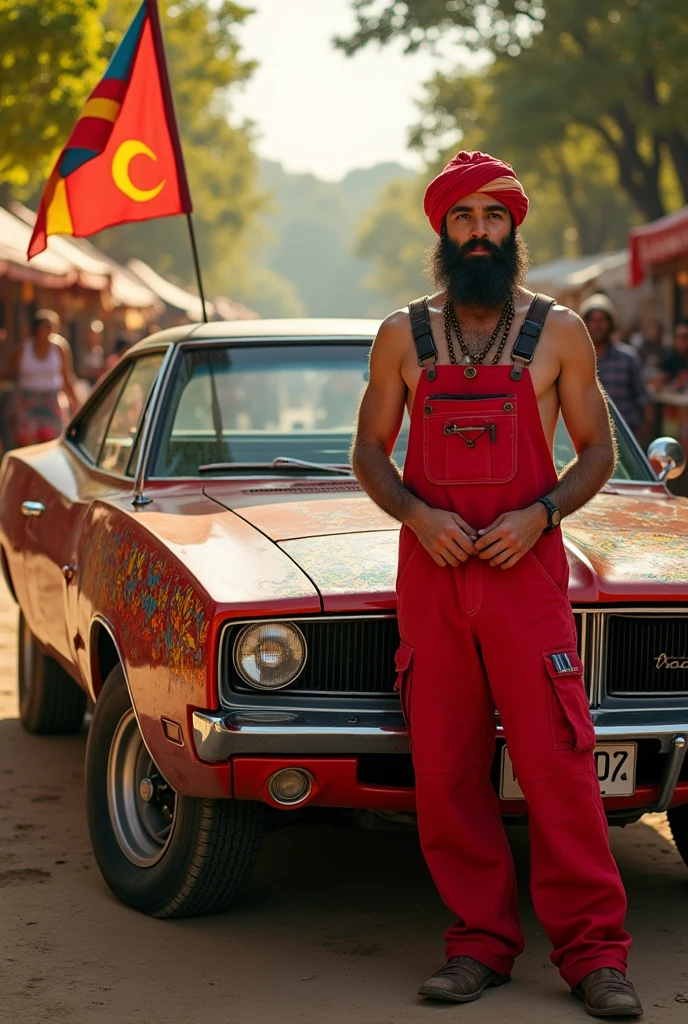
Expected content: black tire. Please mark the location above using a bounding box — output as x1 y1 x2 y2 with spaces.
667 803 688 869
85 663 264 918
18 611 87 734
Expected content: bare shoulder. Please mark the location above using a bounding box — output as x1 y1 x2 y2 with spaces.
371 306 415 363
545 303 595 369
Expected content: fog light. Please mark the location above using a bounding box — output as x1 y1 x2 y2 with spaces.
267 768 313 806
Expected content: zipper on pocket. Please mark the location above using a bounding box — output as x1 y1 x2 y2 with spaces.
427 393 515 401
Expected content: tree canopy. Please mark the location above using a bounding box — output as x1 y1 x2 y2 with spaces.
0 0 106 189
339 0 688 222
355 176 433 310
0 0 295 310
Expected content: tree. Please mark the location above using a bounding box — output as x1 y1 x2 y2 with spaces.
0 0 106 190
338 0 688 222
413 71 639 256
253 159 414 316
355 177 434 311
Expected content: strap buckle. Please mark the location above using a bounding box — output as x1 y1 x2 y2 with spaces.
420 355 437 381
509 355 529 381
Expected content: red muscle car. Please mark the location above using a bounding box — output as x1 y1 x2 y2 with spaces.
1 319 687 917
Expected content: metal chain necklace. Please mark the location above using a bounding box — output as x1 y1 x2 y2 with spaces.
443 294 515 365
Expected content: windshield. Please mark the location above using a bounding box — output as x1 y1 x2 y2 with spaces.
152 342 653 481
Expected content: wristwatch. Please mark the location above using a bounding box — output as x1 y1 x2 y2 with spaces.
536 496 562 533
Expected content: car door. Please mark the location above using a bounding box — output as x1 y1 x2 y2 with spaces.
66 353 165 679
24 354 163 665
21 368 129 661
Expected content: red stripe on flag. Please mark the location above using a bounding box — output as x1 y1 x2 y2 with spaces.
67 117 116 153
91 78 129 103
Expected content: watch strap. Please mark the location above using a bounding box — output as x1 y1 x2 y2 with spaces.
536 496 560 532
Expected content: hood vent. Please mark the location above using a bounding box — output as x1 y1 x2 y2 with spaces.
241 481 362 495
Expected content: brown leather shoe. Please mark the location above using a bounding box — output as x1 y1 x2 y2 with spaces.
573 968 643 1017
418 955 510 1003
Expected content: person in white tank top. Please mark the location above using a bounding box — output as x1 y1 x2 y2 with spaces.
2 309 80 447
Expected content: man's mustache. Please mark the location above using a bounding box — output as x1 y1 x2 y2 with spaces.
457 238 504 258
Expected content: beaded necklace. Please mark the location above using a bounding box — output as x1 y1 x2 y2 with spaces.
443 295 515 365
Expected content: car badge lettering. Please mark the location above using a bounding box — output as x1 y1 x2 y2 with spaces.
654 653 688 669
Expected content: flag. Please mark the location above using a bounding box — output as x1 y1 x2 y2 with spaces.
28 0 191 259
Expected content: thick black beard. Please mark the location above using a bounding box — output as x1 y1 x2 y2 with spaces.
430 231 530 309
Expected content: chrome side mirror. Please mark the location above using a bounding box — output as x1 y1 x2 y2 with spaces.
647 436 687 481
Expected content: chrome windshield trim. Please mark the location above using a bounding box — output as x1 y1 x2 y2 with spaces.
132 343 178 503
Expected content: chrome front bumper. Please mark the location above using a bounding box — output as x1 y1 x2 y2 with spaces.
192 709 410 761
191 707 688 811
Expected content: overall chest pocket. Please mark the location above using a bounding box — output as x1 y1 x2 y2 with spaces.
423 394 518 486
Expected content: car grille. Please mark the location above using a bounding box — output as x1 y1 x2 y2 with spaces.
223 611 688 703
606 614 688 696
226 617 400 697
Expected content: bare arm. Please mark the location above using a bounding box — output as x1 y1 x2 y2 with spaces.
59 343 81 413
0 346 20 382
352 314 477 567
475 311 614 568
545 314 615 516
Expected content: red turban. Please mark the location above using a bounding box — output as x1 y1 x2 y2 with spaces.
423 150 529 234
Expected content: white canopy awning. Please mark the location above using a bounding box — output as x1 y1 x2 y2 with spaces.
527 250 628 294
127 257 214 320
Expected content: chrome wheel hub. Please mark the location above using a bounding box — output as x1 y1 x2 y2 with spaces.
107 709 177 867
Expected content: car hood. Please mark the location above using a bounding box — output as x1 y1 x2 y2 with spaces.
204 483 688 610
202 481 397 539
562 490 688 600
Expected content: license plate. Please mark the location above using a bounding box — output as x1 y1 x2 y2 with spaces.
500 743 637 800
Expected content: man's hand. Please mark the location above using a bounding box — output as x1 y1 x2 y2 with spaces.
474 504 548 569
408 505 478 567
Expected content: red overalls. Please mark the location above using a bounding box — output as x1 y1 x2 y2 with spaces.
395 320 631 989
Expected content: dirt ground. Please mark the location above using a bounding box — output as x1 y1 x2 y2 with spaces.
0 578 687 1024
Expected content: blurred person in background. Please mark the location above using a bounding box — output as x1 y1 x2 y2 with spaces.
581 294 652 440
104 338 132 374
1 310 80 447
650 319 688 449
81 319 105 386
637 320 666 387
655 319 688 390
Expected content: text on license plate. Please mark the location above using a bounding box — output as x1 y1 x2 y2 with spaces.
500 743 637 800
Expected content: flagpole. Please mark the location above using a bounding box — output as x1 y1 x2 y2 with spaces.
186 212 208 324
146 0 208 323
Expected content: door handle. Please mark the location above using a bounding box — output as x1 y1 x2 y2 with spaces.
21 501 45 517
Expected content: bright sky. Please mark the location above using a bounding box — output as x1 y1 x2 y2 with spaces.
230 0 440 181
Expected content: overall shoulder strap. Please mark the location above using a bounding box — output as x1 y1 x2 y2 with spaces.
510 293 555 380
408 297 438 381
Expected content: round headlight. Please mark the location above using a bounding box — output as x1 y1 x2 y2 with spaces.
233 622 306 690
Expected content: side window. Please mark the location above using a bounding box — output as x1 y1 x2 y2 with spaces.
76 370 129 463
98 354 164 476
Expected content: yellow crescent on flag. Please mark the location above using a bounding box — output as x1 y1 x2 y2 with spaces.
112 140 166 202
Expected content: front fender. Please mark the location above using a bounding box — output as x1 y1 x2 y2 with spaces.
80 512 231 798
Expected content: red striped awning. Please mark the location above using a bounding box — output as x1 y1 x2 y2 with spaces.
629 205 688 286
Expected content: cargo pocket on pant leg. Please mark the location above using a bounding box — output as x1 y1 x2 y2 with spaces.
542 649 595 752
394 642 414 750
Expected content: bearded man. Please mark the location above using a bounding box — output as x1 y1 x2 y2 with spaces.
352 151 642 1018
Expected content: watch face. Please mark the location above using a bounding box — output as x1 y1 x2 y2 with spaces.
551 508 562 527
